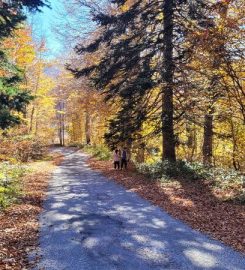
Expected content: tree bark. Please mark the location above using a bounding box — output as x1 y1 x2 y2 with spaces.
230 118 240 170
85 110 91 145
202 2 230 166
29 106 35 133
202 113 213 166
162 0 176 162
57 101 65 146
186 122 196 162
136 143 145 163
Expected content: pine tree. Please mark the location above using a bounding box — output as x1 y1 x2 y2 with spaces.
69 0 209 161
0 0 48 129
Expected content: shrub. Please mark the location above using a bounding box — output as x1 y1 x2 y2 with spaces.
0 162 25 209
135 161 163 179
136 159 244 203
136 160 208 181
207 167 244 203
83 145 111 161
14 138 47 162
208 167 244 189
0 135 47 162
136 159 244 182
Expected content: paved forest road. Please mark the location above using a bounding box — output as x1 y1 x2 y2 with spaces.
32 148 245 270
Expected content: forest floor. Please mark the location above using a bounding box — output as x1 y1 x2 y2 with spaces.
88 158 245 255
0 153 63 270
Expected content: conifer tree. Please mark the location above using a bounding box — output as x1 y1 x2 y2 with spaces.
0 0 48 129
69 0 209 161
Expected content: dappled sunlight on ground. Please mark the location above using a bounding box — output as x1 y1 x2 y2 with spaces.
33 149 245 270
89 157 245 254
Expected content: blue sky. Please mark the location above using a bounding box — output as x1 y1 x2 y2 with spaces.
27 0 66 59
27 0 102 60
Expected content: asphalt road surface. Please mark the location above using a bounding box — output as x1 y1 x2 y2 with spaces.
32 148 245 270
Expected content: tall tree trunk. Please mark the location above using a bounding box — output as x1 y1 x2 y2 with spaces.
59 119 63 146
202 2 230 166
136 143 145 163
186 122 196 162
162 0 176 162
29 64 41 134
58 113 63 146
230 118 240 170
29 106 35 133
85 110 91 145
202 112 213 166
62 112 65 146
57 101 65 146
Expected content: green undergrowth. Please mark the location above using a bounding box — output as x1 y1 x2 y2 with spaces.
136 160 245 203
83 145 111 161
0 162 26 209
136 160 208 180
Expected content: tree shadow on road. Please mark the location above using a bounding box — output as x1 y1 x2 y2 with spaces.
89 157 245 255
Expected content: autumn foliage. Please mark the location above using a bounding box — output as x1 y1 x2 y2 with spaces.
0 0 244 266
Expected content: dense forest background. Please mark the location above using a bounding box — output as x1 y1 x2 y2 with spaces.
0 0 244 174
1 2 245 266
